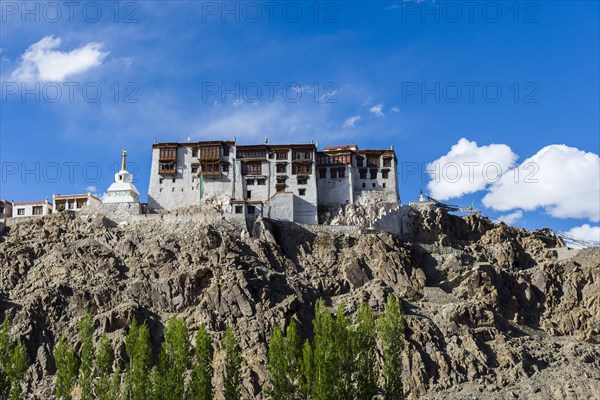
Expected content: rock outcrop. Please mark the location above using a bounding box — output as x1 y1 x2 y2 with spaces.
0 207 599 399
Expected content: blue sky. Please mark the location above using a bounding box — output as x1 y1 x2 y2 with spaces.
1 1 599 240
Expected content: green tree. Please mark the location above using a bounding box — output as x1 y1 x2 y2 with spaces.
95 336 115 400
333 303 353 399
148 366 161 400
311 299 338 400
78 310 94 400
159 317 190 400
54 335 79 399
266 320 303 400
125 319 152 400
189 324 213 400
0 317 12 398
6 340 29 400
222 327 242 400
353 303 378 400
377 296 405 400
299 339 313 399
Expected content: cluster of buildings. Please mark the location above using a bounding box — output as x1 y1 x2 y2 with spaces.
2 140 401 225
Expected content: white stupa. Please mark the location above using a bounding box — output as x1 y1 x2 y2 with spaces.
104 150 140 204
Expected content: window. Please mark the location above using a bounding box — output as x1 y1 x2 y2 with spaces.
382 169 389 179
237 149 266 159
172 178 176 183
383 183 387 188
359 169 367 179
68 202 74 209
367 157 379 168
292 164 312 175
276 185 286 193
370 169 378 179
159 178 163 184
257 178 266 185
362 183 365 188
330 168 337 179
159 147 177 160
246 190 252 199
235 205 243 214
356 157 364 167
191 164 199 174
292 151 312 160
316 153 350 165
383 157 392 167
159 162 176 173
268 152 274 159
319 168 326 178
198 146 220 159
246 178 255 186
297 176 308 185
192 148 198 157
299 188 306 196
242 163 262 175
276 163 287 173
172 188 175 192
17 208 25 216
76 200 86 208
337 167 345 178
372 183 376 188
33 206 43 215
277 176 286 184
223 146 230 156
222 162 230 172
247 205 256 215
276 151 288 160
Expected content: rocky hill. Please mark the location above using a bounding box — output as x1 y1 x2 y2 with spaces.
1 207 599 399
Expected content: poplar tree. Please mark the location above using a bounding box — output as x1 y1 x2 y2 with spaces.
378 296 405 400
299 339 313 399
95 336 114 400
222 327 242 400
159 317 190 400
78 310 94 400
189 324 214 400
311 299 337 400
148 366 161 400
333 303 353 399
54 335 78 399
125 319 152 400
0 317 12 397
6 340 28 400
353 303 378 400
266 326 288 399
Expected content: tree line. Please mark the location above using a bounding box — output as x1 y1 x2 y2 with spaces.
266 296 405 400
0 295 404 400
52 312 241 400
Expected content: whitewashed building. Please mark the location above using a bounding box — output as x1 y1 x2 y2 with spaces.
148 140 399 224
53 193 101 212
12 200 53 218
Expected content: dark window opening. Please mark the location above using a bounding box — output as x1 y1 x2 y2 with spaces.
383 183 387 188
235 205 243 214
382 169 389 179
297 176 308 185
330 168 338 179
370 169 377 179
257 179 266 185
338 167 345 178
17 208 25 215
247 205 256 214
192 148 198 157
276 163 287 173
319 168 326 178
362 183 365 188
359 169 367 179
383 158 392 167
299 188 306 196
372 183 376 188
246 190 252 199
246 178 255 186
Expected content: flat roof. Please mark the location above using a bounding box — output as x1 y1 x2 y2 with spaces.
53 193 101 201
152 141 236 149
13 201 52 206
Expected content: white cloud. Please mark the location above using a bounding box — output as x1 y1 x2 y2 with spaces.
86 186 97 193
426 138 518 200
369 103 384 117
498 210 523 224
343 115 361 128
11 36 108 82
565 224 600 243
390 106 400 113
483 145 600 222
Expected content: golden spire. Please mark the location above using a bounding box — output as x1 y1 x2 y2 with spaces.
121 149 127 171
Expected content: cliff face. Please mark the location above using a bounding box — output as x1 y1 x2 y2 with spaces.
0 209 599 399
